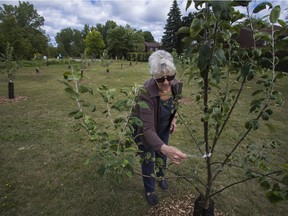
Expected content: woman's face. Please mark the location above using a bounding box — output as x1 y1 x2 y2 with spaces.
155 74 175 93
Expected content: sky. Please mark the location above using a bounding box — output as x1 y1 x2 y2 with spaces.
1 0 288 46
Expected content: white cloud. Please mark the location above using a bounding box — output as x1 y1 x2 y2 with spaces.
1 0 287 44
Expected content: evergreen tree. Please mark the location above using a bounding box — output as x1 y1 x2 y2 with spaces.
161 0 182 53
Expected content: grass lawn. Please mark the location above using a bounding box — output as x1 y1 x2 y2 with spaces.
0 60 287 216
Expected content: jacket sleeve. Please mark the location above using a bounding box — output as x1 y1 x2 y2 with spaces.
138 92 165 151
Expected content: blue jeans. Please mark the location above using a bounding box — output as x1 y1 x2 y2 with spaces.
138 144 167 193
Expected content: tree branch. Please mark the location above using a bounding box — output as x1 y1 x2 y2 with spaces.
210 171 280 198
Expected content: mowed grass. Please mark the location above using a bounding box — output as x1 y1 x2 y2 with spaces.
0 60 287 216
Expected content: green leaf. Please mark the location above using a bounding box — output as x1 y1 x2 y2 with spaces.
252 48 262 58
197 43 212 73
214 48 226 66
64 87 79 99
186 0 192 10
211 66 221 84
278 19 286 28
68 110 79 117
190 17 204 38
261 112 270 121
254 32 271 41
177 26 190 35
269 5 281 24
194 0 206 10
245 121 252 129
211 1 231 20
232 0 251 7
253 2 273 14
129 116 143 127
124 169 134 178
63 71 71 79
275 72 284 80
74 111 83 119
266 190 284 204
265 109 273 115
247 69 255 81
124 147 138 153
58 80 73 88
252 120 259 130
114 117 126 124
260 180 271 190
241 63 251 78
82 102 96 110
252 89 263 96
113 99 129 111
78 85 93 94
245 170 256 178
211 1 227 19
137 101 149 109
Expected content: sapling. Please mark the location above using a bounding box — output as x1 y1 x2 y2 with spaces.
0 43 17 99
175 1 288 214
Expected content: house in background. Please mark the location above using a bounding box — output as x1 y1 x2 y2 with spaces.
144 42 161 52
237 25 286 48
237 25 288 72
237 27 264 48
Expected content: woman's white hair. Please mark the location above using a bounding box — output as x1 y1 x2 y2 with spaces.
148 50 176 78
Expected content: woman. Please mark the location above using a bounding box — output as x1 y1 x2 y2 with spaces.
133 50 187 205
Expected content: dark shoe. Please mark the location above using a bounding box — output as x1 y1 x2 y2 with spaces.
146 192 159 206
158 179 169 190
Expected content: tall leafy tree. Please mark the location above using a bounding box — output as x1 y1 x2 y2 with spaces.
131 31 145 52
55 28 74 56
95 20 117 46
0 1 48 60
82 24 91 41
161 0 183 53
84 29 105 58
106 25 145 58
143 31 155 42
106 26 132 59
71 29 85 57
55 28 85 57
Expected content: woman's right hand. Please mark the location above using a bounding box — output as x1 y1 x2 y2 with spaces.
160 145 187 164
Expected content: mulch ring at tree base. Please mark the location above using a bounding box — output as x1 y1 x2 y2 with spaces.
146 194 228 216
0 96 28 104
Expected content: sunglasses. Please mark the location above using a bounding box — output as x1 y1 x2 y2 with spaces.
155 75 175 83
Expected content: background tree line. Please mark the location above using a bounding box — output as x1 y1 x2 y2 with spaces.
0 1 194 61
2 1 285 61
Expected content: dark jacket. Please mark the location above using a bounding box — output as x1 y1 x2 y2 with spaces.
133 78 181 151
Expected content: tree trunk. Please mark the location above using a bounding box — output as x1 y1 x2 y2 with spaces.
177 81 183 98
8 80 14 99
193 196 214 216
